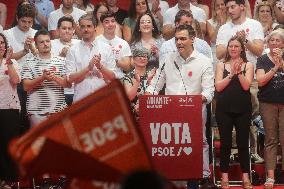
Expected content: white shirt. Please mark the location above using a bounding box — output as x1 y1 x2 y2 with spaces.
51 38 80 94
51 38 80 56
163 3 206 26
95 35 132 79
3 26 37 72
0 59 21 109
159 37 213 63
65 40 117 102
22 55 67 114
216 18 264 65
48 7 86 31
147 50 214 103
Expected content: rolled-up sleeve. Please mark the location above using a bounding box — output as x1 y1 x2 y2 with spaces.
201 61 215 104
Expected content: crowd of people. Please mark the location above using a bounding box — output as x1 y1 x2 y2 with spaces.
0 0 283 189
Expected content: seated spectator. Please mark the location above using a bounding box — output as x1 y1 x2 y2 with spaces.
131 12 164 71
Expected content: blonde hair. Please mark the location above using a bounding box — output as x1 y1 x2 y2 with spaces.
254 1 275 21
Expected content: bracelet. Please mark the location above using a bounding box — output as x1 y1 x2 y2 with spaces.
244 39 248 44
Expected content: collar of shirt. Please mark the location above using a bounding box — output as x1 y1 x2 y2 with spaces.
176 50 198 64
80 39 96 49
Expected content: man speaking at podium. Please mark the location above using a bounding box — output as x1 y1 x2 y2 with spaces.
145 24 215 188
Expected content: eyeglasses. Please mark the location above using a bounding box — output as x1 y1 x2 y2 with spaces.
140 20 152 24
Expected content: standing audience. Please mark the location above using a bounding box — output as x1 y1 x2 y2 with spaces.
215 36 254 189
66 14 116 103
256 29 284 189
0 33 21 185
22 30 69 126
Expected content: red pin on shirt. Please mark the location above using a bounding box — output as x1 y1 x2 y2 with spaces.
188 71 192 77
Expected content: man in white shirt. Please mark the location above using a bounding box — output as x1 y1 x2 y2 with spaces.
4 3 37 71
146 24 215 186
95 11 132 79
160 10 213 63
51 16 80 106
4 2 38 131
162 0 206 39
48 0 86 39
22 30 69 126
216 0 264 63
65 14 117 103
216 0 265 163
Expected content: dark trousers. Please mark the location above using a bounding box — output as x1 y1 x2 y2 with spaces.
0 109 20 180
216 110 251 173
17 83 30 134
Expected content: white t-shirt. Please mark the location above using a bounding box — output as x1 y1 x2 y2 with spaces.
159 37 213 63
163 3 206 26
51 38 80 56
3 26 37 72
95 35 132 79
48 7 86 31
216 18 264 65
0 59 21 110
65 40 117 102
51 38 80 95
148 0 170 17
22 55 67 115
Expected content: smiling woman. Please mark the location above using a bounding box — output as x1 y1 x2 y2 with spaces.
215 35 254 189
130 12 164 71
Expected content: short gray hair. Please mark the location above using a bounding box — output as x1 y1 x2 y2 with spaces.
267 29 284 43
78 14 97 27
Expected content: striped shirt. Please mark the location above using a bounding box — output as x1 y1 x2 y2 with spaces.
22 55 67 115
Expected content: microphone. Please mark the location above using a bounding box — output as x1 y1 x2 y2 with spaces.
153 62 165 94
174 61 188 95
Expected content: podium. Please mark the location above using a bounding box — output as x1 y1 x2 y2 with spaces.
139 95 203 180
